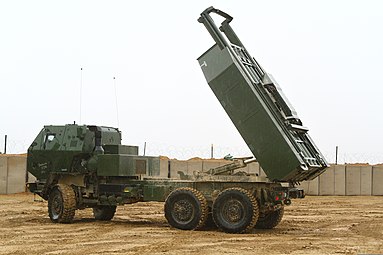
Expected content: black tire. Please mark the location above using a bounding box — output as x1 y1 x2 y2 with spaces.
48 184 76 223
93 206 117 221
212 188 259 233
256 206 284 229
164 187 208 230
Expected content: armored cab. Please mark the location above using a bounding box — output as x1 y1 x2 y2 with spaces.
27 124 160 197
197 7 329 183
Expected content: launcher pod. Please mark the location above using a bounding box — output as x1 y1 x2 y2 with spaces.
197 7 328 182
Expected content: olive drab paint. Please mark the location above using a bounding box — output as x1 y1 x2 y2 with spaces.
197 7 329 183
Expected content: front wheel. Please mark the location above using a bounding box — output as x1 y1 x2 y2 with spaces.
48 184 76 223
93 205 117 221
164 187 208 230
212 188 259 233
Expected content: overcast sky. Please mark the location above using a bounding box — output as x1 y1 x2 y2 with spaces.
1 0 382 163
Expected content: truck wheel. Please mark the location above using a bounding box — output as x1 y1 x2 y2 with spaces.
256 206 284 229
48 184 76 223
212 188 259 233
93 206 117 221
164 187 208 230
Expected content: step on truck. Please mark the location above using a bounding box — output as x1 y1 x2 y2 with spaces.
26 7 329 234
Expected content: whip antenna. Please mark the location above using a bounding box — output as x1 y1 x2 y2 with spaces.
80 67 83 124
113 76 120 127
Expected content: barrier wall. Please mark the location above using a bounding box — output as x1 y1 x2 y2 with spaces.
163 160 383 196
299 177 319 195
372 165 383 195
0 155 28 194
6 156 27 194
319 166 334 195
1 154 383 195
0 157 7 194
299 164 383 196
334 165 346 195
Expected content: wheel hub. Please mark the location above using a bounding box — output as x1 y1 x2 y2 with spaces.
172 199 194 223
51 194 63 219
222 199 244 223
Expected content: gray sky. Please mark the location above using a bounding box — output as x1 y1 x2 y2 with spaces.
1 0 382 163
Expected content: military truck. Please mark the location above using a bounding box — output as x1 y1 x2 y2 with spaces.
26 7 328 234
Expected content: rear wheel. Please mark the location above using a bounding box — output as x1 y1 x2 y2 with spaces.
93 206 117 221
164 187 208 230
256 206 284 229
48 184 76 223
212 188 259 233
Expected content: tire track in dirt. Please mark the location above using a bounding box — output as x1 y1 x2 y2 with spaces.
1 193 383 255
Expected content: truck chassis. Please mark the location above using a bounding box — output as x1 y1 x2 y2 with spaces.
29 168 299 233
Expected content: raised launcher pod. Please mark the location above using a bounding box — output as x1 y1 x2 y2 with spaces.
197 7 329 183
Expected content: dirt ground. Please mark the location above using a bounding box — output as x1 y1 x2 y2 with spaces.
0 193 382 255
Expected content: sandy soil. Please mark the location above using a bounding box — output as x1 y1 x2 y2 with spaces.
0 193 382 255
